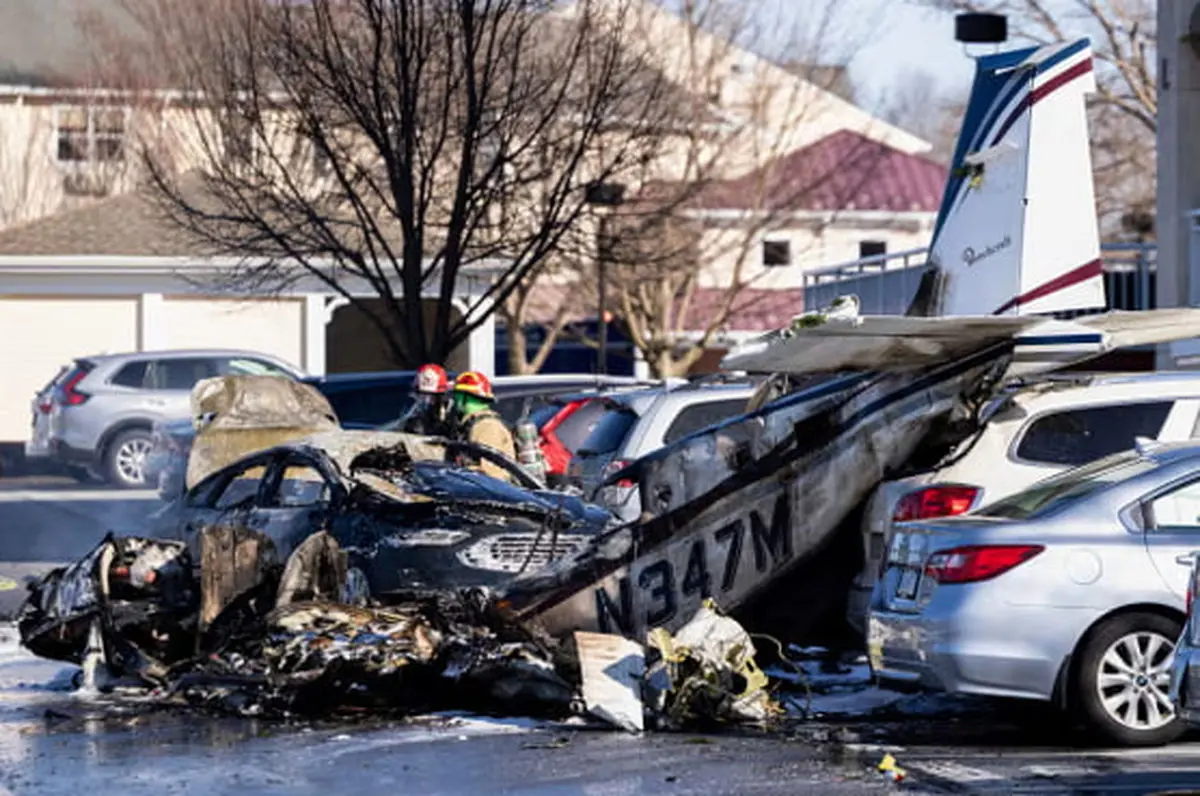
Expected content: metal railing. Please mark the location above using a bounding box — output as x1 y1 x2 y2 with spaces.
801 242 1157 317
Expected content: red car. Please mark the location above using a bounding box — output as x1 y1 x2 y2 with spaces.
535 395 613 481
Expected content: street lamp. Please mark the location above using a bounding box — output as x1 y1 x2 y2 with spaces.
584 180 626 375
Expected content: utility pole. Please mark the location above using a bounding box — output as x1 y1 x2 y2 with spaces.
584 181 626 375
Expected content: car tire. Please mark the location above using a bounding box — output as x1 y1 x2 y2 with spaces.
103 429 154 489
1073 611 1186 747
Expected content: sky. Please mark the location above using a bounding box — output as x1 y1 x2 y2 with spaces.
839 0 976 109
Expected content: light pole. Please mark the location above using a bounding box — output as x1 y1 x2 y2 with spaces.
585 181 626 375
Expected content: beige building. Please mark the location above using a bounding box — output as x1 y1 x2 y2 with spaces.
678 130 947 292
0 175 498 445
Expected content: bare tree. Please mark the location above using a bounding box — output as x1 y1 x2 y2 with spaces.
0 114 57 229
916 0 1155 235
558 0 896 377
877 69 964 163
87 0 676 368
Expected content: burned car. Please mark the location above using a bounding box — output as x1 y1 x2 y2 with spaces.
18 376 617 702
159 429 616 597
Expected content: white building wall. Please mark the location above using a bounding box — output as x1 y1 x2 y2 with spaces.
0 295 139 441
695 215 935 289
160 296 307 370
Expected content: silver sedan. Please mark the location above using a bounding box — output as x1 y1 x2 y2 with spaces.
868 442 1200 747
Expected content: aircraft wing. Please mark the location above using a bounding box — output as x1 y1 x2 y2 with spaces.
1072 309 1200 349
722 309 1200 376
721 315 1039 374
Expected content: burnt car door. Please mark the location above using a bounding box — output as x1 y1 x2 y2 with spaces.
178 452 277 540
254 451 341 553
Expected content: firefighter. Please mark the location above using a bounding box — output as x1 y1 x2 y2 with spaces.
400 363 454 437
450 371 517 482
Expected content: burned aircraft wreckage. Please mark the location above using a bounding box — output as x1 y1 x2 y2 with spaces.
17 37 1200 727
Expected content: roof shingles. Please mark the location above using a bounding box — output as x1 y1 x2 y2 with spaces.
645 129 948 214
0 184 218 258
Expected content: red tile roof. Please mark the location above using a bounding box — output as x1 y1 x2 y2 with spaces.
644 130 947 214
680 287 805 332
518 284 803 333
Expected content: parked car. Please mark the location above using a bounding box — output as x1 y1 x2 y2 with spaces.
869 441 1200 747
1169 551 1200 729
849 371 1200 634
153 429 617 594
26 350 305 488
569 381 759 523
526 380 686 484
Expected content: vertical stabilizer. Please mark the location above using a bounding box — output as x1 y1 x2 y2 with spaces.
919 39 1103 317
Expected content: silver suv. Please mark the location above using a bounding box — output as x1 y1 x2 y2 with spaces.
568 381 758 523
27 349 305 488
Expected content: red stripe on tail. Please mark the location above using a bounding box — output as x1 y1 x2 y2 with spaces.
992 258 1103 315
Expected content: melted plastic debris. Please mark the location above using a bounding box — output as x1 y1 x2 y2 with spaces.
642 600 782 730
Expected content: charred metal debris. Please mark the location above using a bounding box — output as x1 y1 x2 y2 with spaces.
17 530 780 731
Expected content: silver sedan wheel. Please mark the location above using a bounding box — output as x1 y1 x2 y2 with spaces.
1096 630 1177 731
115 438 152 485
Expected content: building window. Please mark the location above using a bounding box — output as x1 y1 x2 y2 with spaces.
55 106 127 165
859 240 887 259
762 239 791 267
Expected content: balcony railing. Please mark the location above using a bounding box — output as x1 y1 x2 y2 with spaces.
801 242 1157 317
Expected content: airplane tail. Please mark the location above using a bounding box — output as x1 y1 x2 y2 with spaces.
914 38 1104 318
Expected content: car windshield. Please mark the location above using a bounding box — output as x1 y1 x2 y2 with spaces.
975 449 1156 520
577 405 638 456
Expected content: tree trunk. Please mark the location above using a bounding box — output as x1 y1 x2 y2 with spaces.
506 322 532 375
649 349 679 378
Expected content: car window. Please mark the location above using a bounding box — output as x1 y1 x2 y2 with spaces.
663 398 750 445
976 451 1155 520
221 358 292 378
552 401 609 454
578 407 639 455
1014 402 1173 467
110 361 149 389
270 463 330 507
1147 480 1200 531
212 463 268 510
149 358 221 391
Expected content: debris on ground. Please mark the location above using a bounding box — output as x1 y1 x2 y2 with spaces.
642 600 781 730
572 600 782 733
877 753 907 783
15 528 779 732
575 631 645 732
